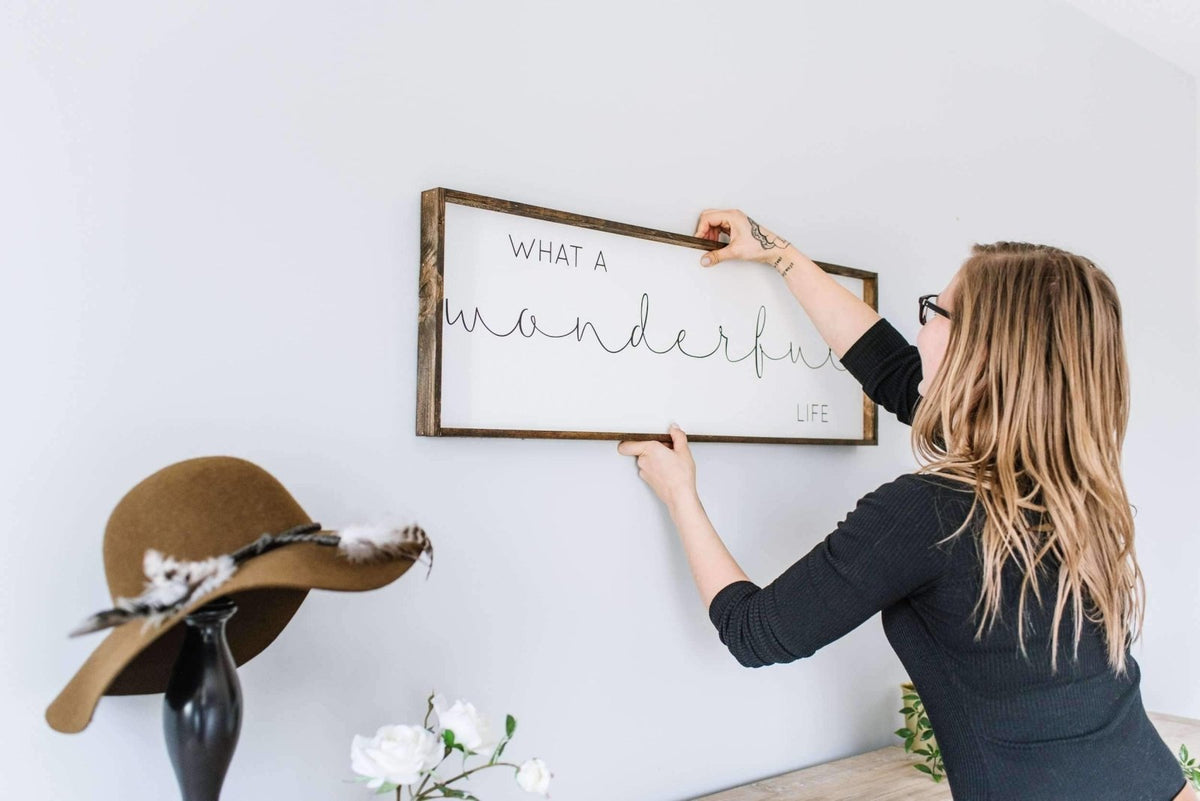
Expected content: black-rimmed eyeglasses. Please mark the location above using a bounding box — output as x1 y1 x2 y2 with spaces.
919 294 951 326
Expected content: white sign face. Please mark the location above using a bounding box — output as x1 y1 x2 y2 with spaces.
421 191 875 444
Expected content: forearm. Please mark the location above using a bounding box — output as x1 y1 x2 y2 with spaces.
667 491 751 608
770 245 881 360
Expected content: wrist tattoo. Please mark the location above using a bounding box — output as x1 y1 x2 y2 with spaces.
772 255 795 277
747 216 789 251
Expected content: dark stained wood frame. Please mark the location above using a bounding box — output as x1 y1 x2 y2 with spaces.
417 187 879 445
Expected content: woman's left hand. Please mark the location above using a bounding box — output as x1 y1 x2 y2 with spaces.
617 424 698 510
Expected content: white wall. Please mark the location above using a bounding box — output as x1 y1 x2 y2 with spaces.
2 2 1196 799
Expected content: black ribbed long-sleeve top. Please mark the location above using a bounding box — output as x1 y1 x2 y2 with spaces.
707 317 1187 801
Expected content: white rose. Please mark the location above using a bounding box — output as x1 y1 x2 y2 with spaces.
350 724 441 789
432 695 497 754
516 757 552 795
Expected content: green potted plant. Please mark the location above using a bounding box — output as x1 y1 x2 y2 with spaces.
1178 744 1199 790
895 681 945 783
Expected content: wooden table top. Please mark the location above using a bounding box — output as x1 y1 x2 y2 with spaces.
691 711 1200 801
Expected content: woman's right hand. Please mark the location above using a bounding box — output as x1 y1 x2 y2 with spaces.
693 209 792 268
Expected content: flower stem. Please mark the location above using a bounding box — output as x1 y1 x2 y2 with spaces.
418 761 522 796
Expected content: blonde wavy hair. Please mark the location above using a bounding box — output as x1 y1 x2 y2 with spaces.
911 241 1144 676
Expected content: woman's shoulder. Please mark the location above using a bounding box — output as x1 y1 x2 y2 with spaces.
857 471 980 537
868 470 977 501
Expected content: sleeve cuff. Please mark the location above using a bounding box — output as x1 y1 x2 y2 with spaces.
840 317 912 377
707 580 759 629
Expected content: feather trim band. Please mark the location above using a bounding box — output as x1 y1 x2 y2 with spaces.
68 521 432 637
338 524 431 565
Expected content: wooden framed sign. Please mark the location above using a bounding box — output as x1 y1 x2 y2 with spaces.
417 188 879 445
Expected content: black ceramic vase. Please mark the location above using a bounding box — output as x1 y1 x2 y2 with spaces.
163 597 243 801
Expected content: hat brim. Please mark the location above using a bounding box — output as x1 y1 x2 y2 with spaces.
47 533 420 734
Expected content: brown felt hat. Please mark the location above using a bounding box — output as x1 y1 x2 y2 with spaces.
47 455 427 734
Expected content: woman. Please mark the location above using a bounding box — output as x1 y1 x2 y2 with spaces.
617 209 1195 801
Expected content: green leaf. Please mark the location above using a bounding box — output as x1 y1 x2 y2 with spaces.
443 730 456 748
913 747 931 757
432 781 470 798
507 714 517 738
899 706 915 715
902 693 920 702
914 764 934 776
894 728 914 739
921 729 935 740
